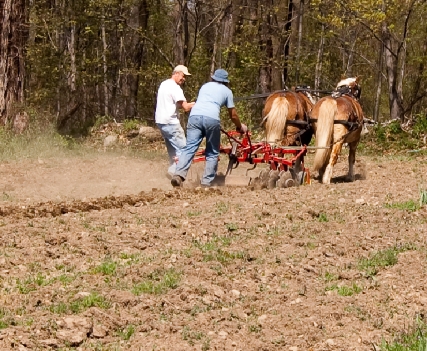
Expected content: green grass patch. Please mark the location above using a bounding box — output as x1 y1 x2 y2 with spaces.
0 307 13 329
49 292 111 315
215 201 229 215
385 199 420 212
325 283 363 296
117 325 135 341
92 259 118 276
193 236 246 264
182 326 206 346
381 319 427 351
358 244 415 277
16 273 53 294
132 268 182 295
322 271 338 282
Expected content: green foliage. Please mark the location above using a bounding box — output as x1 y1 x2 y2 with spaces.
122 119 140 132
361 119 427 155
411 114 427 139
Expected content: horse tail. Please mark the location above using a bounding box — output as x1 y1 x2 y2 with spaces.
264 97 289 144
313 98 337 171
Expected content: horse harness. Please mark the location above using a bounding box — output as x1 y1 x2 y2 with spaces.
308 86 362 132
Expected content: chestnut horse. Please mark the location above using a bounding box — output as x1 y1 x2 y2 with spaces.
311 77 364 184
263 88 316 146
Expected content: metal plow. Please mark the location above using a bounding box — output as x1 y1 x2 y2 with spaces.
192 129 311 189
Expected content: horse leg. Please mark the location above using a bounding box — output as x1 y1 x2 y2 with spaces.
346 140 358 182
322 141 344 184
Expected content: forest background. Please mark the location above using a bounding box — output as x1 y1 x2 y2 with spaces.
1 0 427 136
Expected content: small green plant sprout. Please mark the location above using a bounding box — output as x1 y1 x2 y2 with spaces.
117 325 135 341
318 213 328 222
181 326 205 346
226 222 238 232
420 189 427 207
323 271 338 282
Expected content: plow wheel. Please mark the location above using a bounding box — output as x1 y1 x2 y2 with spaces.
277 170 295 188
267 170 280 189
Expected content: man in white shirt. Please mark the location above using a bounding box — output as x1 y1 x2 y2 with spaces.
155 65 195 178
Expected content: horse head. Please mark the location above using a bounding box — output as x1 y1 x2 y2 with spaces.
332 77 361 100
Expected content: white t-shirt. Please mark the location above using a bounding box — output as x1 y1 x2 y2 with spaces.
155 79 186 125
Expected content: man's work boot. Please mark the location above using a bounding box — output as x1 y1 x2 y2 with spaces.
171 175 184 187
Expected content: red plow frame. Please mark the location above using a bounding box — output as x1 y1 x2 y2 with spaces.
192 129 311 187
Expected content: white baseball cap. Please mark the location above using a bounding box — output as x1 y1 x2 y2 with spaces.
174 65 191 76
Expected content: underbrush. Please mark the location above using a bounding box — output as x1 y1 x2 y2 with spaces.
0 125 84 161
359 115 427 155
0 117 164 161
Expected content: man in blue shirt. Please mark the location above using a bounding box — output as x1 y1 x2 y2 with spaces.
171 69 247 187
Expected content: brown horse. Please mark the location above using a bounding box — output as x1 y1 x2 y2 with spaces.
311 77 364 184
263 88 316 146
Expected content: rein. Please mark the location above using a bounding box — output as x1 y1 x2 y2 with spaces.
234 88 333 102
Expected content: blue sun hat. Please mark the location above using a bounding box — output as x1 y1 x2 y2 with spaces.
211 69 229 83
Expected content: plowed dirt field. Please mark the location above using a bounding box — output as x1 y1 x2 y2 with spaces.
0 150 426 351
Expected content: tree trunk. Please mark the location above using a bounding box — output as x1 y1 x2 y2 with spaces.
283 0 294 86
258 1 273 94
382 23 405 121
314 23 325 91
374 42 384 122
0 0 28 127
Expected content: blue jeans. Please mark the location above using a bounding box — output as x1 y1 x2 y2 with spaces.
175 115 221 186
157 123 186 174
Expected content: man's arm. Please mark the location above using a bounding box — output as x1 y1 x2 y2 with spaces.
228 107 247 132
177 100 195 112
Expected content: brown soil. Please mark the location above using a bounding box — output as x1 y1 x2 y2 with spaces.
0 150 426 351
